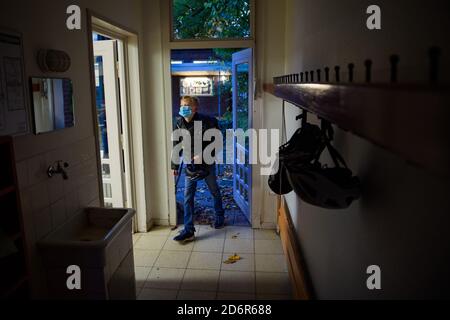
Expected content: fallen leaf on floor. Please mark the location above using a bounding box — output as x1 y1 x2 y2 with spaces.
223 253 242 264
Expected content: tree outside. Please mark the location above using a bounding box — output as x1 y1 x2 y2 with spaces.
172 0 251 40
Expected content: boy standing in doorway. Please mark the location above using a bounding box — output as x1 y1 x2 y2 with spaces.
171 96 225 242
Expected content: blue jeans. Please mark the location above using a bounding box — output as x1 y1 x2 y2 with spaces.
183 165 225 233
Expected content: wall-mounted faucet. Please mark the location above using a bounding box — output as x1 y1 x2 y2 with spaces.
47 161 69 180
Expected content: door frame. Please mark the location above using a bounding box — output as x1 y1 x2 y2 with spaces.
160 2 259 227
87 11 148 232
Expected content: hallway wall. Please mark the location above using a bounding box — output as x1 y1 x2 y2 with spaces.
0 0 144 297
255 0 288 228
283 0 450 299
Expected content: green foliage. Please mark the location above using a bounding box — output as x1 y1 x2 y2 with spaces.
172 0 251 40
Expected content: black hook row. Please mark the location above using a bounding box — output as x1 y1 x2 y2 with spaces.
273 47 441 85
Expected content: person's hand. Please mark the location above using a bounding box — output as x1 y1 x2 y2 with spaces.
173 170 179 176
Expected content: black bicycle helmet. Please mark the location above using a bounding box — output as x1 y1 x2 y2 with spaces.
185 164 209 182
286 136 361 210
268 156 293 195
287 162 361 209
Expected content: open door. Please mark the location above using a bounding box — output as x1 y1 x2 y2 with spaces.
232 48 253 224
93 40 126 208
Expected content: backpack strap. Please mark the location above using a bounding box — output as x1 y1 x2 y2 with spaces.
320 119 348 169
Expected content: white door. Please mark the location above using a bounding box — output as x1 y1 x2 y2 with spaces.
232 48 253 223
94 40 126 208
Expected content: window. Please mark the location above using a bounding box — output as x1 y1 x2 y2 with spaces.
172 0 251 40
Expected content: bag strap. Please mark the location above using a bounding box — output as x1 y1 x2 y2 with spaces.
278 101 288 195
320 119 349 169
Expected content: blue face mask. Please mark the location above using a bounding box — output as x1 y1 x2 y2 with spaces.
179 105 193 118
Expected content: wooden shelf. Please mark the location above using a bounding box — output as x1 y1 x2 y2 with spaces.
264 82 450 178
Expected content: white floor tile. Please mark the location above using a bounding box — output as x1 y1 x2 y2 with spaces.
224 238 254 254
135 267 151 288
254 229 279 240
134 235 168 250
187 252 222 270
155 251 191 269
254 239 284 254
256 272 292 295
255 254 288 273
193 237 225 253
221 253 255 272
133 233 142 244
147 226 172 236
181 269 220 292
134 249 160 267
163 238 195 252
198 226 227 239
145 267 185 290
218 271 255 294
225 227 254 239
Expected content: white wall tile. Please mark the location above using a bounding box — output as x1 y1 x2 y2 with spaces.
15 160 29 190
50 199 67 228
64 190 80 219
30 181 50 212
47 175 65 205
27 154 47 187
78 178 99 208
33 207 52 240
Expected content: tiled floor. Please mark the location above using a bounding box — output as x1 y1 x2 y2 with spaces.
133 225 293 300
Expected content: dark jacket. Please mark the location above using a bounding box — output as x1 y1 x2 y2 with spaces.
171 113 220 170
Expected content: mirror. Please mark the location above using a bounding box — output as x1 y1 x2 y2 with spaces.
30 77 74 134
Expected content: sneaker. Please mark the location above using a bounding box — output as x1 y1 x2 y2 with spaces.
173 229 195 242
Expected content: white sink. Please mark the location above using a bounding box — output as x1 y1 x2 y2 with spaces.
38 207 136 300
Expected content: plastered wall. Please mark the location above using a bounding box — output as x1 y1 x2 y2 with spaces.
283 0 450 299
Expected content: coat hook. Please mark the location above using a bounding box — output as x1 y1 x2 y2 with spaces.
335 66 340 83
317 69 322 82
348 63 355 83
429 46 441 84
390 55 399 83
310 71 314 82
364 60 372 83
324 67 330 82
